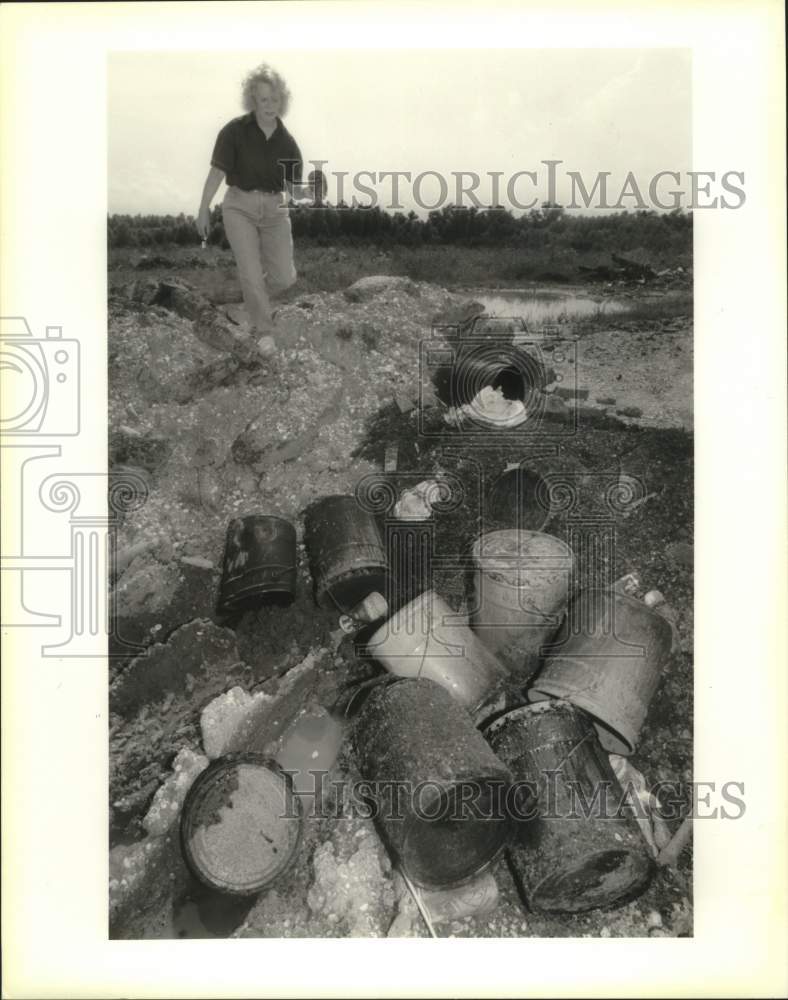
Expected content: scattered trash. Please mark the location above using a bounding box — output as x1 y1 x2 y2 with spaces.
486 701 654 913
656 816 692 869
303 495 388 612
392 479 442 520
338 591 389 633
643 589 681 653
179 753 302 896
611 572 640 596
216 515 297 615
608 754 673 857
352 677 513 889
528 588 673 754
417 869 499 925
460 385 528 427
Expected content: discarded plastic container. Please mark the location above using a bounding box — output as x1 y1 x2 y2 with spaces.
352 677 513 889
217 515 296 614
528 588 673 754
485 467 551 533
469 530 574 681
303 495 388 612
180 753 302 896
366 589 509 717
485 700 654 913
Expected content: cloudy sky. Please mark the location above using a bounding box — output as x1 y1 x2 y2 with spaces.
108 47 691 216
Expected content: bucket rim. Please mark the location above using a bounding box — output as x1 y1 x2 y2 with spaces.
527 684 636 755
483 697 577 737
179 752 303 897
471 529 574 564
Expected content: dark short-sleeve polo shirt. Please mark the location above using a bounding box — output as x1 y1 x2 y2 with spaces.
210 113 303 192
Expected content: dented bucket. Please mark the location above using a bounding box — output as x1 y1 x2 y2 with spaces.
485 700 654 914
352 677 513 889
528 588 673 754
303 495 388 612
469 530 574 682
217 515 297 614
366 589 509 716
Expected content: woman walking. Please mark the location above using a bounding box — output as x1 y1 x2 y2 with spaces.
197 63 307 353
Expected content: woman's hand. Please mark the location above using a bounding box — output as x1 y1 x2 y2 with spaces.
196 205 211 239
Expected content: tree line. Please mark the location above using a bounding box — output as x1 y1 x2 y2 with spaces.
107 203 692 259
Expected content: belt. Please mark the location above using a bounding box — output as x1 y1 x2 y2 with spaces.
237 186 283 195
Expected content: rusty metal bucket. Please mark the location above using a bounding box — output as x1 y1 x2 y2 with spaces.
485 700 654 913
528 588 673 754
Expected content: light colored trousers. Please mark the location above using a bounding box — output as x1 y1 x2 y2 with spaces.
221 186 297 335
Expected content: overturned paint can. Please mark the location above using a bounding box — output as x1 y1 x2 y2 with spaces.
353 677 513 889
217 515 297 614
180 753 302 896
528 589 673 754
469 530 574 682
485 700 654 913
366 589 509 716
485 467 550 533
303 495 388 612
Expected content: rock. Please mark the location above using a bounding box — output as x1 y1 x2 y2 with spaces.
344 275 418 303
596 396 617 405
110 619 242 720
200 686 274 759
152 278 210 321
554 386 590 401
180 556 214 570
110 427 171 474
616 405 644 419
307 837 395 936
122 277 160 306
257 334 277 357
142 747 209 836
193 308 259 363
113 555 181 618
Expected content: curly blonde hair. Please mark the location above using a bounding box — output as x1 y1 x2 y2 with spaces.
241 63 291 116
